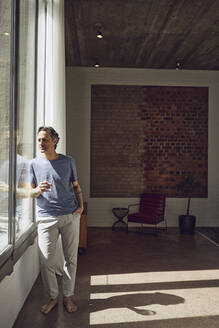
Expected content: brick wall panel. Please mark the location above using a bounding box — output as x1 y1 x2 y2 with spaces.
91 85 208 198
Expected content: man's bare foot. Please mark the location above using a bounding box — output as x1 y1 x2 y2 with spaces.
63 296 78 313
40 297 58 314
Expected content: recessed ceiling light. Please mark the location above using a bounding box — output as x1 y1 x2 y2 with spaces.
176 60 182 70
95 23 103 39
97 31 103 39
3 32 10 36
94 62 100 68
94 57 100 67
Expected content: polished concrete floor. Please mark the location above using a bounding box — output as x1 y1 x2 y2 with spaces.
13 227 219 328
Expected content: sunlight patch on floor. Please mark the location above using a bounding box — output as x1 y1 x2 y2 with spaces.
89 270 219 325
90 269 219 285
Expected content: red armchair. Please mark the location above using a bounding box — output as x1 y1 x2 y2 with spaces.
127 193 167 234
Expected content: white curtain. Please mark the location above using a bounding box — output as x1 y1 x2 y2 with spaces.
37 0 66 274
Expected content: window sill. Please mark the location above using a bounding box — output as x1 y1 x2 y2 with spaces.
0 223 37 282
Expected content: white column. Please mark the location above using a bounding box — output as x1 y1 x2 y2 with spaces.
44 0 66 154
46 0 66 274
37 0 67 275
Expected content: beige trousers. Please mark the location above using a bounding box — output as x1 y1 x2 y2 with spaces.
37 213 80 299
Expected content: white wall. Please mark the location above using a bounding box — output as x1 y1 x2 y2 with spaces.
66 67 219 227
0 240 40 328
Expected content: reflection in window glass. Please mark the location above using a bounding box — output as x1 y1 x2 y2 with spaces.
16 0 36 239
0 0 11 252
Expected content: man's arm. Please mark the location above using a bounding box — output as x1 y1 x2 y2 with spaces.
73 180 84 215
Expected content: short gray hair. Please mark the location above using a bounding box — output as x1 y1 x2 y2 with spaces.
37 126 60 149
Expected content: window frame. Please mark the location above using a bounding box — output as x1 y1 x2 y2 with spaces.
0 0 39 283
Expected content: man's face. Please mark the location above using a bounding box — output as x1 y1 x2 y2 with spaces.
37 131 57 154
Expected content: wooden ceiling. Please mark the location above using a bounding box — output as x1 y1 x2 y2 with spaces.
65 0 219 70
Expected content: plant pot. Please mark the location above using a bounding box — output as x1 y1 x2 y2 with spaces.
179 215 196 234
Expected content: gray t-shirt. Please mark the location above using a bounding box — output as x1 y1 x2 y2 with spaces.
29 154 78 217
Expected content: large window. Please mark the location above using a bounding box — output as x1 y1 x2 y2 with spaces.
0 0 38 277
16 0 36 240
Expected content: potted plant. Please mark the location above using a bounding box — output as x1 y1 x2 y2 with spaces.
176 174 201 234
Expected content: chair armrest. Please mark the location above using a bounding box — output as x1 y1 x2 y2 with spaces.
128 203 139 212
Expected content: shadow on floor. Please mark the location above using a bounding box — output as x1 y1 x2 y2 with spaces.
89 291 185 315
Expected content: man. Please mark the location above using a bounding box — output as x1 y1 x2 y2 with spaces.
30 126 83 314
